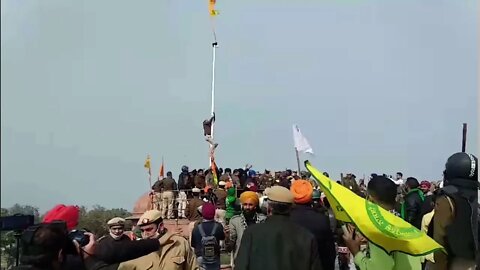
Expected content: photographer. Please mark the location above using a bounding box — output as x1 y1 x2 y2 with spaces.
14 221 167 270
13 222 92 270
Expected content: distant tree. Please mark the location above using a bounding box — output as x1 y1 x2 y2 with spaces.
6 204 40 223
77 205 130 236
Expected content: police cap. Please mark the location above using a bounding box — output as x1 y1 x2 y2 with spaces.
267 186 294 204
137 210 163 226
107 217 125 227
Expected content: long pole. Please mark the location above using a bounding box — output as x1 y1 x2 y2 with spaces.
209 42 218 166
462 123 467 152
295 148 302 176
148 172 154 210
210 42 217 136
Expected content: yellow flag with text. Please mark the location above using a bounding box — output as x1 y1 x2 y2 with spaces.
305 161 443 256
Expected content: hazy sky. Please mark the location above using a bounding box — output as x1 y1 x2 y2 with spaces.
1 0 477 213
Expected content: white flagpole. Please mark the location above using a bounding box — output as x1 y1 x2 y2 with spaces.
295 147 302 176
209 42 218 166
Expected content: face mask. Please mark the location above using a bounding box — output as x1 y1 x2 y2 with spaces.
134 229 142 238
110 232 123 240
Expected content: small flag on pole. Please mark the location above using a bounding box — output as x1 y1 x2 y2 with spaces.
144 155 151 176
159 158 164 179
211 156 219 186
293 125 314 154
209 0 219 16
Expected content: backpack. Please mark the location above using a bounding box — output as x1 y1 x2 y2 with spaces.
198 223 219 264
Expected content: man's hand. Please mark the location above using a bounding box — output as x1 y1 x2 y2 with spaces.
74 232 96 260
342 227 362 256
175 227 184 234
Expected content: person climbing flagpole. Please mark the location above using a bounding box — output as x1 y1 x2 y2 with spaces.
292 124 314 174
206 0 219 166
144 154 154 208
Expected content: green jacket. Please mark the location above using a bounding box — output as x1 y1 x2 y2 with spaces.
354 242 422 270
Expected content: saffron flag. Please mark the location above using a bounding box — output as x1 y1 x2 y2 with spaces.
293 125 314 154
159 158 164 179
209 0 219 16
305 161 443 256
144 155 151 176
211 156 219 186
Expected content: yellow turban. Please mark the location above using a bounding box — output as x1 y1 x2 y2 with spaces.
290 179 313 204
240 191 259 205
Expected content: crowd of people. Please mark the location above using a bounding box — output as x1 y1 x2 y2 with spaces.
10 152 479 270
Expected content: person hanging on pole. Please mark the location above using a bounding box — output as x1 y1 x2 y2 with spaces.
203 112 218 149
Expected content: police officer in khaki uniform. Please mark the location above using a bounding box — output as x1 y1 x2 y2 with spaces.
152 176 164 213
104 218 129 241
96 217 162 264
118 209 198 270
160 172 177 219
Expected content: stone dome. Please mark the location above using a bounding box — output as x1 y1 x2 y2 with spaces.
129 192 154 219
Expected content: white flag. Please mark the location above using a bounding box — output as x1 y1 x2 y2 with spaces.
292 125 314 154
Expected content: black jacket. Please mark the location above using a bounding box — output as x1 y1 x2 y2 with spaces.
290 204 336 270
178 172 189 190
234 214 322 270
402 189 424 229
95 235 160 264
420 194 435 216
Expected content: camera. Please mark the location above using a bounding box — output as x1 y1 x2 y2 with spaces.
68 229 90 247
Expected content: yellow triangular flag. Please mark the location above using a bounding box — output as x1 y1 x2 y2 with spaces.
144 155 151 175
305 161 443 256
209 0 219 16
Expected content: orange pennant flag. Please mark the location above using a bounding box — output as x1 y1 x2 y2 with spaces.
209 0 219 16
159 158 164 178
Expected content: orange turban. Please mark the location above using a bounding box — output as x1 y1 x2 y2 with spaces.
240 191 259 205
290 180 313 204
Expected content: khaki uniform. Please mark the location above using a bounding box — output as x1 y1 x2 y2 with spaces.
186 197 204 222
118 232 198 270
194 175 206 189
214 189 227 210
219 174 231 182
152 180 163 212
213 188 227 227
160 177 176 219
154 192 163 213
433 196 476 270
